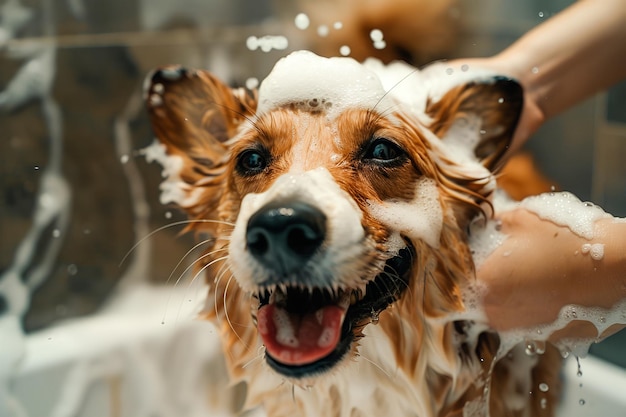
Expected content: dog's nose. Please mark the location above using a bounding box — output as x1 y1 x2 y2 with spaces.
246 201 326 276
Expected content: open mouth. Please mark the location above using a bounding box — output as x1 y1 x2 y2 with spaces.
255 243 415 378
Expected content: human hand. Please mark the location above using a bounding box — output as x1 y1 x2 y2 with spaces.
476 208 626 341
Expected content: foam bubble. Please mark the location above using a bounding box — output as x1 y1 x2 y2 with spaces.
369 29 384 42
294 13 310 30
245 77 259 90
373 40 386 50
317 25 329 37
339 45 351 56
246 35 288 52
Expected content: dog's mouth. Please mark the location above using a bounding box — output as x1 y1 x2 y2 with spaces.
254 243 415 378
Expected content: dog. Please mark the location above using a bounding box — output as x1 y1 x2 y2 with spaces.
144 50 562 417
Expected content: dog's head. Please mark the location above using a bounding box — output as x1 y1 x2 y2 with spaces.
145 51 522 384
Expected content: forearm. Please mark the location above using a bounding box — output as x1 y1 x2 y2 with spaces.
498 0 626 130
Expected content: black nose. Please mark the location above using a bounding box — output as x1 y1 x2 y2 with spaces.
246 201 326 277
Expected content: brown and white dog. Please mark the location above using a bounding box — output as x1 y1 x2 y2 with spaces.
145 51 561 417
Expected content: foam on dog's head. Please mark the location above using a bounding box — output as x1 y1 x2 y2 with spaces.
257 50 395 118
257 51 498 123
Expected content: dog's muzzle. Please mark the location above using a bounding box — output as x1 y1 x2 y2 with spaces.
244 200 415 377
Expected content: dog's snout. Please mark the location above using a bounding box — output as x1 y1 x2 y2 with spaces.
246 201 326 276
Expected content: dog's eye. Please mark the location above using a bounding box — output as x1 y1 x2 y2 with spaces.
236 149 268 175
363 138 405 163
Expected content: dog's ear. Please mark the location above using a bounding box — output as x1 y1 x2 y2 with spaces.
426 77 523 171
145 66 256 174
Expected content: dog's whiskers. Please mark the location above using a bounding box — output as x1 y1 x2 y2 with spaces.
223 274 254 353
172 247 228 288
241 346 265 370
119 219 234 267
166 239 214 285
163 254 229 325
358 352 393 381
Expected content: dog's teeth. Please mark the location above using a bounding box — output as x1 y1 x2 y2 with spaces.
273 287 287 304
350 292 358 305
338 291 351 309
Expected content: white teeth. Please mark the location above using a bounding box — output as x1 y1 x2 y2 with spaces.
338 291 351 309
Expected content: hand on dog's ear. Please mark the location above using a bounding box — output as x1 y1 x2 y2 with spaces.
145 67 257 171
426 77 523 171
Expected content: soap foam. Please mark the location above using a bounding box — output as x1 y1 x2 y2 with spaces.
519 192 611 239
142 140 196 206
256 51 393 119
367 178 443 249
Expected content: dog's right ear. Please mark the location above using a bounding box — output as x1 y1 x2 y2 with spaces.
145 66 257 175
426 76 523 171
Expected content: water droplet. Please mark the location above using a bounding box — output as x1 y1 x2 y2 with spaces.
245 77 259 90
538 11 544 18
246 35 259 51
370 29 384 42
540 398 547 409
52 229 61 238
539 383 549 392
165 211 173 219
579 399 585 406
317 25 329 37
532 66 539 74
461 64 469 72
498 97 505 103
373 40 386 50
120 154 129 164
333 21 343 30
34 165 40 170
446 67 454 75
525 340 546 356
67 264 78 275
294 13 310 30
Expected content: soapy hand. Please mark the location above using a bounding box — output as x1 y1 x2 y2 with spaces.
477 208 626 342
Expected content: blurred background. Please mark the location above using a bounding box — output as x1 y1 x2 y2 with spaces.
0 0 624 416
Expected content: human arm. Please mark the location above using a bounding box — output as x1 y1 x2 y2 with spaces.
451 0 626 153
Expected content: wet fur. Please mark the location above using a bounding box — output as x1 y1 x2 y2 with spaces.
146 64 561 417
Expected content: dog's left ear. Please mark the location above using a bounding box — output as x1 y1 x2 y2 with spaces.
145 66 257 173
426 77 523 170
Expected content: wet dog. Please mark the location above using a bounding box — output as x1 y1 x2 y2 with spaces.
145 51 561 417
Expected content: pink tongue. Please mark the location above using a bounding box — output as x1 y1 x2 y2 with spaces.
257 303 346 366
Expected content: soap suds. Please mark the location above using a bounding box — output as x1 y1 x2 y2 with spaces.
367 178 443 249
294 13 310 30
520 193 611 239
246 35 289 53
142 140 196 206
581 243 604 261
